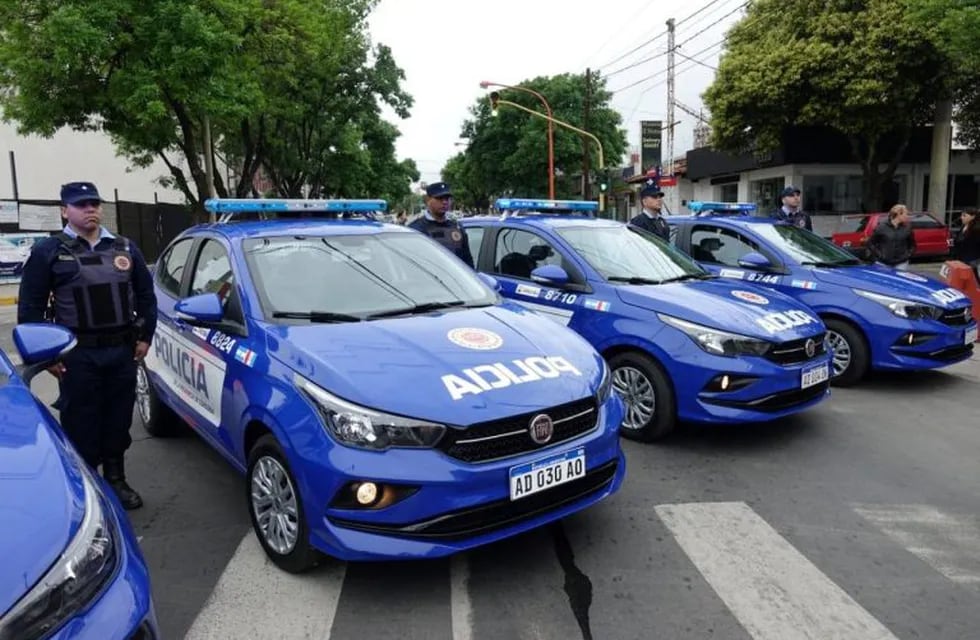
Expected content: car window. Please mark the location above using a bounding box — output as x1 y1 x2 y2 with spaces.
752 223 860 265
690 226 759 266
156 238 195 297
190 240 238 309
910 213 943 230
492 228 575 282
243 232 496 319
853 216 871 233
466 226 485 266
557 225 705 281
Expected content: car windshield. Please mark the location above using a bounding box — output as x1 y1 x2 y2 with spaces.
243 232 496 320
557 225 707 283
754 224 862 266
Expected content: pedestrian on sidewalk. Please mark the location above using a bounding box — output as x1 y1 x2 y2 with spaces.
953 207 980 282
17 181 157 510
867 203 916 271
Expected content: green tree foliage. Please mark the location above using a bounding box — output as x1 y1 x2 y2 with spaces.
0 0 415 210
445 73 628 206
703 0 948 210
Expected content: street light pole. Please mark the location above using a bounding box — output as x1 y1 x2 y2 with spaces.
488 95 606 212
480 80 555 200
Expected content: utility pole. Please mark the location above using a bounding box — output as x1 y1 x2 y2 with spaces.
928 100 953 224
666 18 676 192
202 114 217 222
583 68 592 200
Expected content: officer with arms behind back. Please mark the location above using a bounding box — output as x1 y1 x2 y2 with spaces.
409 181 474 267
765 185 813 231
629 179 670 241
17 182 157 509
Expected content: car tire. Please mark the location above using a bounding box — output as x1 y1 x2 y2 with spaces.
824 318 869 387
135 362 182 437
246 434 320 574
608 351 677 441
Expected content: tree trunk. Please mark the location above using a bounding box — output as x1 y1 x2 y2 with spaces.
847 130 911 212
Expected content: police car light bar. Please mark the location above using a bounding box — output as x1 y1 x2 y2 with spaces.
687 201 757 215
495 198 598 212
204 198 388 214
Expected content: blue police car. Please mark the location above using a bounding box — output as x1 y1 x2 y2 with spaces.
459 199 832 442
0 325 158 640
136 198 625 571
669 202 977 386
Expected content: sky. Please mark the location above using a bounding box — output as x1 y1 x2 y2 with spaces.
367 0 747 185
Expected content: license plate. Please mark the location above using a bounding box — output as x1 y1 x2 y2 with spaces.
966 327 978 345
509 448 585 501
801 362 829 389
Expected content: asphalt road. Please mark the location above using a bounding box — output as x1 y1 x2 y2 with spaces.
5 257 979 640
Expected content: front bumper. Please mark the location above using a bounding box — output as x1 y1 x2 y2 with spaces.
869 318 976 371
300 393 626 561
49 493 158 640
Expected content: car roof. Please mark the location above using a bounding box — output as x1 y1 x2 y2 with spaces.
667 214 785 227
182 218 415 241
463 214 623 230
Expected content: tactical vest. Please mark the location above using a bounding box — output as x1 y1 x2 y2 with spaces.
51 233 135 331
414 218 466 255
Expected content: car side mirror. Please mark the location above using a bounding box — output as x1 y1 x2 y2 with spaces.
14 323 77 383
174 293 225 325
477 272 502 292
531 264 570 286
737 251 772 270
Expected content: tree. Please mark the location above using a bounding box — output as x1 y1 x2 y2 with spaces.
703 0 949 211
446 73 628 202
0 0 415 213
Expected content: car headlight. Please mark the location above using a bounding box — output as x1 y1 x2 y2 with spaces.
595 361 613 404
853 289 943 320
0 465 118 640
295 374 445 450
658 313 772 357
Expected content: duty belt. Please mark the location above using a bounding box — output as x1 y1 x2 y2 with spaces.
72 327 137 348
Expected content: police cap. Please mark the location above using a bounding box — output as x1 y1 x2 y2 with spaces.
61 181 105 205
426 182 452 198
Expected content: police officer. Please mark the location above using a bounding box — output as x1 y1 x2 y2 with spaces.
629 179 670 241
409 182 474 267
17 182 157 510
766 185 813 231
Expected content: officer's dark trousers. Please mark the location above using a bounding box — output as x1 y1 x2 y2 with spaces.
58 344 137 468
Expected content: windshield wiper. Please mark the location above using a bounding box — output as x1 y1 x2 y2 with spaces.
659 273 713 283
801 260 860 267
366 300 466 319
272 311 363 323
607 276 663 285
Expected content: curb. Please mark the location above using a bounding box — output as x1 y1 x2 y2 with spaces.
0 296 17 307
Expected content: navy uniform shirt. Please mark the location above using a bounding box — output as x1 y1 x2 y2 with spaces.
17 227 158 342
408 212 475 268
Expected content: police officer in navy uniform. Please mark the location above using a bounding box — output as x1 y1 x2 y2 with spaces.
765 185 813 231
17 182 157 510
409 182 474 267
629 179 670 241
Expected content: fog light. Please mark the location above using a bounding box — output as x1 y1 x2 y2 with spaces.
720 375 730 390
355 482 378 505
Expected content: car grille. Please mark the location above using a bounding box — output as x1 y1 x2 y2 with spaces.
329 459 619 540
703 381 829 412
939 307 972 326
765 333 827 366
894 343 974 362
437 397 598 463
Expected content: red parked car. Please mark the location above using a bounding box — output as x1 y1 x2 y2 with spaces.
831 211 953 259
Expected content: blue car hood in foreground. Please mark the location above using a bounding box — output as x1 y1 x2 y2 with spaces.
0 367 83 616
811 265 972 308
269 304 603 425
617 279 825 341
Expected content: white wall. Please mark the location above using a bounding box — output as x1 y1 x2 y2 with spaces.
0 123 186 203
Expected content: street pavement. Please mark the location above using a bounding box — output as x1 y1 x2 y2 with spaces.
4 289 978 639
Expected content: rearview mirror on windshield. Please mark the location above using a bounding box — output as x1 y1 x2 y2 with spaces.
531 264 569 286
175 293 225 325
737 252 772 270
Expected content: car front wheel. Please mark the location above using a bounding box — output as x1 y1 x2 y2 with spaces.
135 362 181 437
608 351 677 441
824 318 869 387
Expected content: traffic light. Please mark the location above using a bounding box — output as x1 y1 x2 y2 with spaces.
599 178 608 193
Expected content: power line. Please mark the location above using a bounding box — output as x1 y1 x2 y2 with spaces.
675 0 731 27
596 29 669 72
610 39 724 94
675 1 749 49
674 49 718 70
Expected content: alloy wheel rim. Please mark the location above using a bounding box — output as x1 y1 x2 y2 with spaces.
135 365 153 424
612 366 656 431
826 330 852 377
250 456 300 555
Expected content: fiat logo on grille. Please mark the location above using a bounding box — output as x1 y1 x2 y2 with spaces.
528 414 554 445
805 338 817 358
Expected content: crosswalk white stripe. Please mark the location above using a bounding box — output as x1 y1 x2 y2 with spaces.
184 534 346 640
655 501 899 640
855 503 980 584
450 554 473 640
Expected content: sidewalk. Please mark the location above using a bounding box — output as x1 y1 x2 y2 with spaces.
0 283 17 307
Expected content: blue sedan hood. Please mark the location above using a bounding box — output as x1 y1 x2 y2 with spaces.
0 374 83 616
617 279 825 341
811 265 971 308
268 304 603 425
